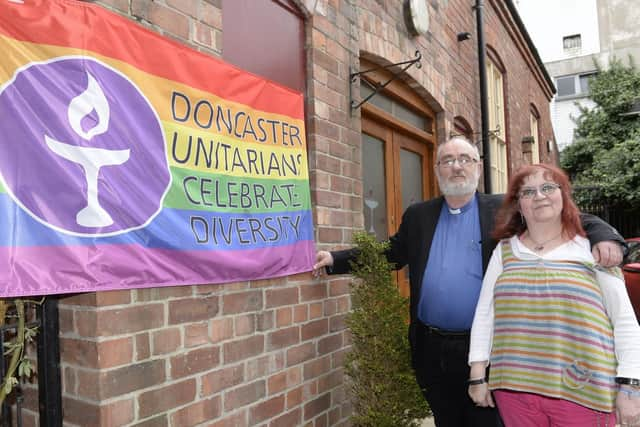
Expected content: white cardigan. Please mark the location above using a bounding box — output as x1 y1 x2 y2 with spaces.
469 235 640 379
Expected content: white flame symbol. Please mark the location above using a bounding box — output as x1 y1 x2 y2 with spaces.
46 71 130 228
68 73 109 140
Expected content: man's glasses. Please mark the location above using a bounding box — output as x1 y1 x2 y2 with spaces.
437 155 479 168
518 183 561 199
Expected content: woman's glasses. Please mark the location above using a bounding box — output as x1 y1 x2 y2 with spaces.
519 183 561 199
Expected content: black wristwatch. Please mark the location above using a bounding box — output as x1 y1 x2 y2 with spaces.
615 377 640 387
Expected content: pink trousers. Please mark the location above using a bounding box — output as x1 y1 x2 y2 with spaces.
493 390 616 427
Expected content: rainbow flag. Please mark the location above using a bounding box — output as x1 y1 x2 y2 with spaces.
0 0 315 297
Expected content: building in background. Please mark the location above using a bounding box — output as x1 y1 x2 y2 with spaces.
516 0 640 151
14 0 556 425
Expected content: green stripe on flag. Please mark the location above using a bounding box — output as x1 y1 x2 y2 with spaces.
164 166 311 213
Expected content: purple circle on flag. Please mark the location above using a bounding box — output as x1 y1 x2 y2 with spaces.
0 57 170 236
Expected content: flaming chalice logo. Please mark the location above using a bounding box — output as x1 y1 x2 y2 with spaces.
45 72 131 228
0 57 171 236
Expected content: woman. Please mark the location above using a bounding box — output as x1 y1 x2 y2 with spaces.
467 164 640 426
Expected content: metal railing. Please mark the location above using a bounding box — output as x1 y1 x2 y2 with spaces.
1 299 61 427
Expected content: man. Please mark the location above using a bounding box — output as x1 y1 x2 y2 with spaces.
313 136 625 427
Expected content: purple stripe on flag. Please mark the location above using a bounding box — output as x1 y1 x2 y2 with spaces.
0 240 315 297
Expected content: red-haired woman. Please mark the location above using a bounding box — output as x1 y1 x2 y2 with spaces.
467 164 640 426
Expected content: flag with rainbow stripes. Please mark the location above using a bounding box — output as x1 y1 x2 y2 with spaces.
0 0 315 297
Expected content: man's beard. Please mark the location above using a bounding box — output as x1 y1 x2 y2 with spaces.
437 172 480 196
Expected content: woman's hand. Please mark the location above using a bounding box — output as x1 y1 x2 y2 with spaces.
616 387 640 426
468 382 495 408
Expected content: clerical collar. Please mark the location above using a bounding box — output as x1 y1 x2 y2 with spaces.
445 193 477 216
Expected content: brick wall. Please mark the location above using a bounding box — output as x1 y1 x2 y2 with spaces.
22 1 555 426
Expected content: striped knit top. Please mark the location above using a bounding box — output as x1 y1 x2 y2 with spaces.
488 239 617 412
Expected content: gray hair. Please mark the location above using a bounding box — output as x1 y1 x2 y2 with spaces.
435 136 481 163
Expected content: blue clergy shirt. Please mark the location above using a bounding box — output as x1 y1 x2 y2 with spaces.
417 194 483 330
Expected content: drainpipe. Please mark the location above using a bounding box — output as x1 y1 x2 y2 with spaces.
475 0 492 193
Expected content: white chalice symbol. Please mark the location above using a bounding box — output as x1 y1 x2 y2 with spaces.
364 189 379 234
45 72 130 228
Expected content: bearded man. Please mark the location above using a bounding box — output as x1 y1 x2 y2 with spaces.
313 136 626 427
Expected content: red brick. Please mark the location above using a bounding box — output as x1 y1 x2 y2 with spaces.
286 342 316 367
170 396 221 426
300 283 328 302
267 371 287 395
78 360 165 400
257 310 275 331
171 346 220 378
303 355 332 381
222 290 263 314
246 354 284 381
235 313 255 336
61 290 131 307
166 0 198 17
58 307 74 334
286 385 304 409
131 1 190 40
136 286 193 301
208 412 248 427
138 378 197 418
329 314 347 332
210 317 234 343
318 369 344 393
185 322 209 347
249 395 285 425
169 295 218 324
265 287 299 308
63 366 76 394
95 0 129 14
130 415 168 427
301 319 329 341
200 1 222 28
267 326 299 351
136 332 151 361
201 364 244 395
276 307 293 327
152 328 181 355
329 279 350 297
318 333 342 355
224 380 266 411
76 304 164 337
293 304 308 323
304 393 331 420
223 335 264 364
272 409 302 427
309 301 323 319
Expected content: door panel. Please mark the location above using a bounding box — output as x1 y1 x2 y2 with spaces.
362 117 434 298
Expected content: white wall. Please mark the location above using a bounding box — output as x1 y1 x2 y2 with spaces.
552 97 597 151
515 0 600 63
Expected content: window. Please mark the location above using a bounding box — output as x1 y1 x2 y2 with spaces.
530 109 540 164
563 34 582 53
360 84 433 133
556 73 596 98
486 57 507 193
222 0 305 92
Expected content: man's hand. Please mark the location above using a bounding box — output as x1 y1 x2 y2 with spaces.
592 241 623 267
312 251 334 278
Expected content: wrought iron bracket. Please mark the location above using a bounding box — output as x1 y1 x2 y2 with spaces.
349 50 422 113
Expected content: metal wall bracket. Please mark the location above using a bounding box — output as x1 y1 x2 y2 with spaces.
349 50 422 112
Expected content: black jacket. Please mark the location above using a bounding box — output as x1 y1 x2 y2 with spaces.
329 193 624 345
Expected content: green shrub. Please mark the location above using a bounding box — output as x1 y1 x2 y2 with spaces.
345 232 430 427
